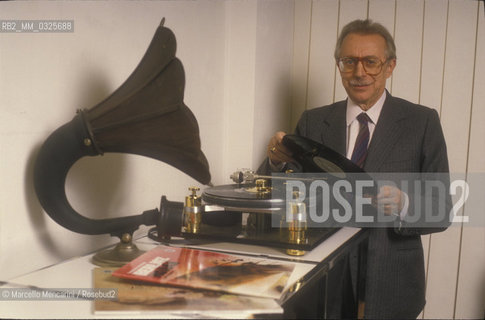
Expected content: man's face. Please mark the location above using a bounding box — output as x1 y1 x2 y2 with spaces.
338 33 396 110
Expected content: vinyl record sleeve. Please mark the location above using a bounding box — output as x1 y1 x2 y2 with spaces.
94 268 282 317
112 245 295 299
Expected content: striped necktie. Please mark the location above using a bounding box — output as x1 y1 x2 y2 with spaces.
350 112 371 168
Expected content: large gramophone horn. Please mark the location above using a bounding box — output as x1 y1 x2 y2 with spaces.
33 19 211 265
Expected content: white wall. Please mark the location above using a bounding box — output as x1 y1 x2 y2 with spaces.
0 0 293 279
221 0 293 177
1 0 483 319
291 0 485 319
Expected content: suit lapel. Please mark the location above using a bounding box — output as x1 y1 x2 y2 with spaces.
364 93 407 172
321 100 347 156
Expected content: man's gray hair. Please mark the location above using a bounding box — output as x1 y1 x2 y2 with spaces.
334 19 397 61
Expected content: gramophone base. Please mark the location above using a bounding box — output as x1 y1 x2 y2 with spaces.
92 233 144 267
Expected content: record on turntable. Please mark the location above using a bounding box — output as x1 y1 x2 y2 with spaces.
202 180 285 211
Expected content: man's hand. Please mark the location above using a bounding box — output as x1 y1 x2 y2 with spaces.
267 131 294 165
375 185 404 216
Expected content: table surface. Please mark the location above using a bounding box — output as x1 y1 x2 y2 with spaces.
0 227 361 319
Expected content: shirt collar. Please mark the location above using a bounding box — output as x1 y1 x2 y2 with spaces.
346 90 387 126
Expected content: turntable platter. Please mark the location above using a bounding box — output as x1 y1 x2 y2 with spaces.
202 183 285 210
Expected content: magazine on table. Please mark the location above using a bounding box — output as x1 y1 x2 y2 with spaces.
112 245 295 299
94 268 282 317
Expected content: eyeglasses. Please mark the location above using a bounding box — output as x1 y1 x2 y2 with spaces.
337 56 388 76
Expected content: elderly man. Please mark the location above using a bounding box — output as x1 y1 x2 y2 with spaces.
262 19 450 319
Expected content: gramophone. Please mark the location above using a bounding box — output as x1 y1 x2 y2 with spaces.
34 19 355 266
33 18 212 266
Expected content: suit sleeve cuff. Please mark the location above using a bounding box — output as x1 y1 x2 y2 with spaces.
398 191 410 220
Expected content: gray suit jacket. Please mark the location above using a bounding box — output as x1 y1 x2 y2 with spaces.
262 91 450 318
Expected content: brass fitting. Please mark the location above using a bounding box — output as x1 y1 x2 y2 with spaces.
255 178 271 198
284 191 308 256
183 186 202 234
